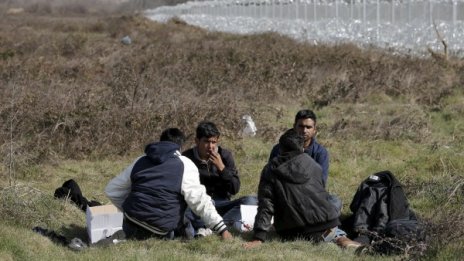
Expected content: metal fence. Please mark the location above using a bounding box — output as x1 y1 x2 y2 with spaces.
146 0 464 56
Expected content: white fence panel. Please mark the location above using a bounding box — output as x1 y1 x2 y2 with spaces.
146 0 464 56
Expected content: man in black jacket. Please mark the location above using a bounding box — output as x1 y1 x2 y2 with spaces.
244 129 361 249
183 121 257 234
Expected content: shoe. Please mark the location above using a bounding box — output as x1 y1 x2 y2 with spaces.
196 228 213 238
335 236 363 249
68 238 88 251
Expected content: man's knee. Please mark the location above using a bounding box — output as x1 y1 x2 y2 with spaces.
239 195 258 205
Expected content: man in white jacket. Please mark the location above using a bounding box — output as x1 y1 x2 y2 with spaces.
105 128 232 240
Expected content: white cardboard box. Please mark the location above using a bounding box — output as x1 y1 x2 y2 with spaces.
86 204 123 243
240 205 273 231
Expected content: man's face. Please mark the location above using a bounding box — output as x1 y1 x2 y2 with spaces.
195 136 219 159
294 118 317 145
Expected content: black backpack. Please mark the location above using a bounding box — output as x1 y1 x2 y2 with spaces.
54 179 102 212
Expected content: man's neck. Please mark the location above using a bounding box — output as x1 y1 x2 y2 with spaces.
194 147 209 163
304 139 312 149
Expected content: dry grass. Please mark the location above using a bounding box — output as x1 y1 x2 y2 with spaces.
1 9 462 166
0 3 463 259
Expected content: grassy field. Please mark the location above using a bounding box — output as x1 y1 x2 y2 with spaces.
1 0 464 260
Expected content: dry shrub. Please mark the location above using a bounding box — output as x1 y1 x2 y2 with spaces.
56 3 88 15
1 13 463 165
401 174 464 257
327 104 431 142
58 33 88 57
24 2 52 14
0 185 62 228
2 0 122 15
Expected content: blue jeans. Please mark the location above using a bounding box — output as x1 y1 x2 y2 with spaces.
321 227 347 242
328 194 342 216
186 195 258 233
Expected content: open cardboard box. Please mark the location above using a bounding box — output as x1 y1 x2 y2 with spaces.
240 205 273 231
86 204 123 243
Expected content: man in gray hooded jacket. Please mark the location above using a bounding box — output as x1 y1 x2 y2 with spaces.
244 129 361 249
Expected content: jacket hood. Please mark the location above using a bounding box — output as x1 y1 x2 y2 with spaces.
144 141 180 165
271 152 313 184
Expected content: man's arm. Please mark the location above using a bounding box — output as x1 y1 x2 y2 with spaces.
104 157 141 210
211 148 240 195
315 146 329 187
268 144 279 162
251 164 275 243
179 155 229 236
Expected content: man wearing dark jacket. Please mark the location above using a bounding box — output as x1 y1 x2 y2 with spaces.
269 109 329 186
269 109 342 214
183 121 257 233
244 129 361 249
105 128 232 240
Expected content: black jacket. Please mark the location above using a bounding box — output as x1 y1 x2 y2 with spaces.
182 146 240 200
253 151 340 242
349 170 412 232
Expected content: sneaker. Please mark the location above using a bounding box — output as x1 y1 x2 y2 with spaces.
335 236 363 249
196 228 213 238
68 238 88 251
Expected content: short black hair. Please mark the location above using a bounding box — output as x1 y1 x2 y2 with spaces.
160 128 185 146
279 129 304 153
196 121 220 139
294 109 317 125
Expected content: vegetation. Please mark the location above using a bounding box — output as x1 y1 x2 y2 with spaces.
1 0 463 260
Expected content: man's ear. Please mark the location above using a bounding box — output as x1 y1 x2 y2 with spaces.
194 138 199 145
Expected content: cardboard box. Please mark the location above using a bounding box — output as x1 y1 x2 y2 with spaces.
240 205 273 231
86 204 123 243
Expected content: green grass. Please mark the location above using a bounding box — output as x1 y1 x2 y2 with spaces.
2 95 464 260
2 103 463 260
1 3 464 259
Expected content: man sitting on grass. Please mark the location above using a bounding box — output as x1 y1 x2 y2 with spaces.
105 128 232 240
183 121 257 235
244 129 361 250
269 109 342 214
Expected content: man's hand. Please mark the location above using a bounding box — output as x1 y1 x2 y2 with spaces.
209 151 225 172
243 240 262 249
220 230 233 240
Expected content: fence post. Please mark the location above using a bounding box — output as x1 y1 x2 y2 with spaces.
350 0 353 20
391 0 395 24
453 0 457 43
376 0 380 40
429 0 433 25
313 0 317 21
272 0 276 19
296 0 299 20
362 0 366 31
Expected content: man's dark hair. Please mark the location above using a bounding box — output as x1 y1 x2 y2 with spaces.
160 128 185 146
196 121 220 139
279 129 304 153
294 109 317 125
